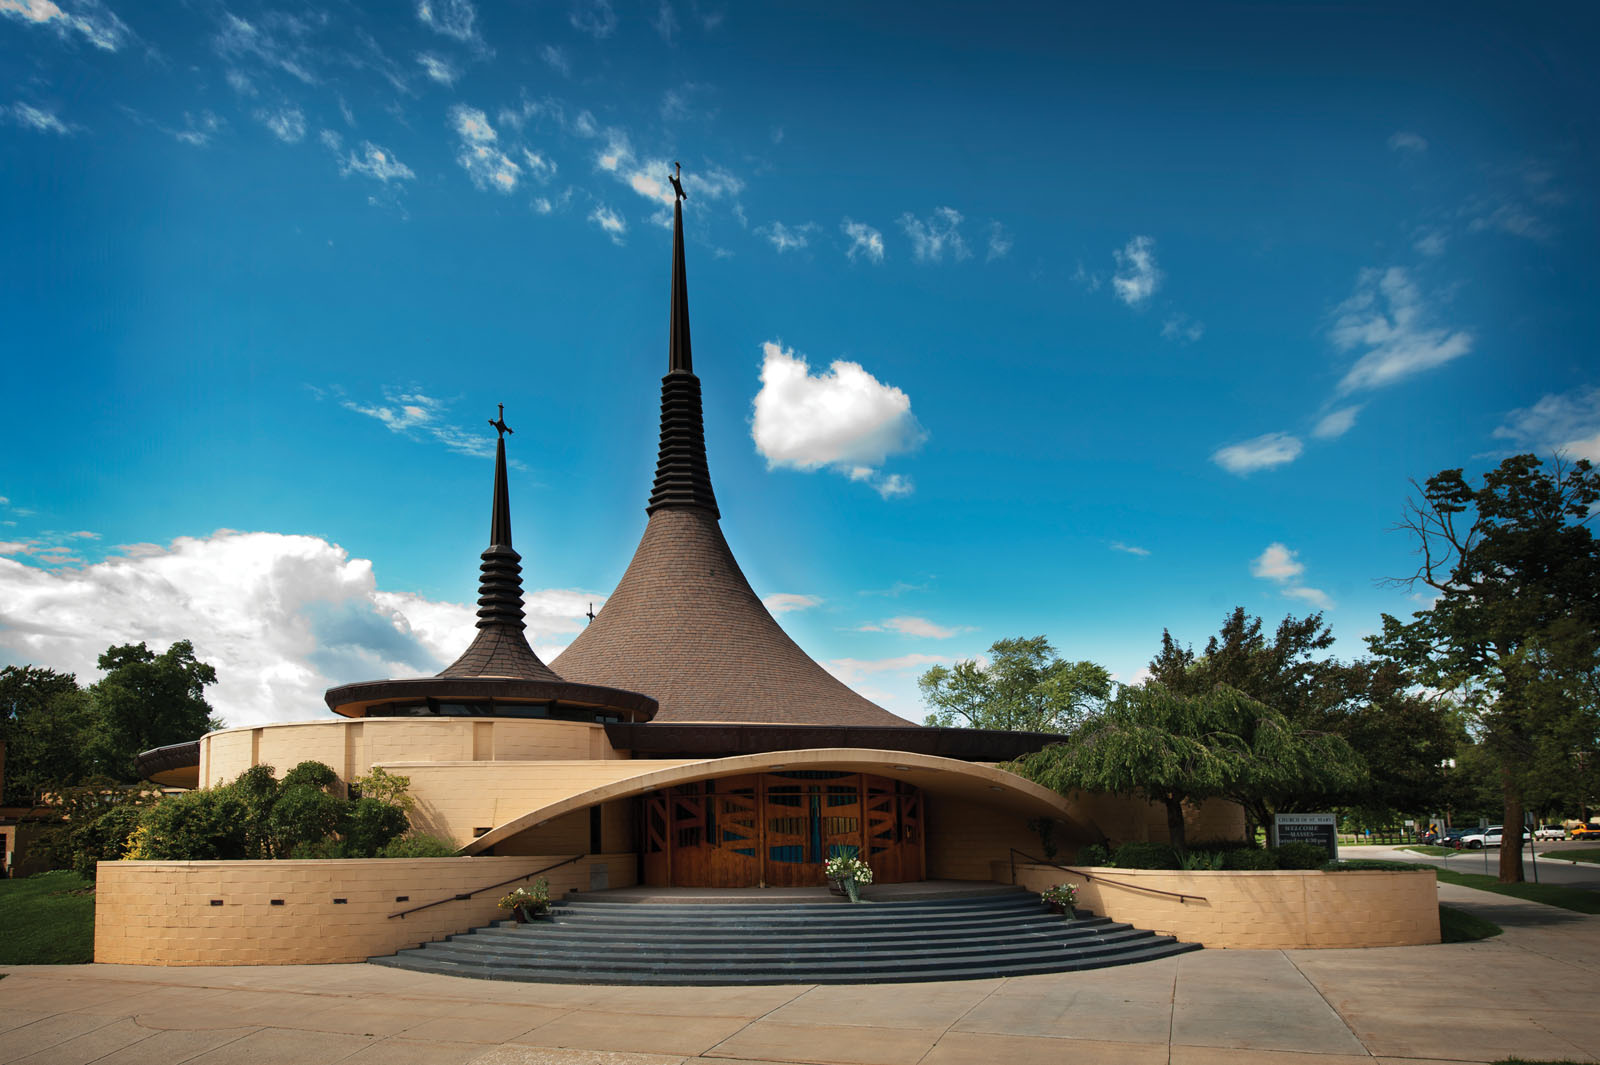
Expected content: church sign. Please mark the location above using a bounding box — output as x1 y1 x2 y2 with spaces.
1272 813 1338 860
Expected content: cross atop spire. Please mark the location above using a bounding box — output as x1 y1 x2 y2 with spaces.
489 403 513 438
669 161 686 202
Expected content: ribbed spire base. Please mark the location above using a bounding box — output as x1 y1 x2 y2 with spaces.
647 370 719 516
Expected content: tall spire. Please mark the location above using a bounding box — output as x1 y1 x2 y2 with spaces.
647 164 719 517
438 407 559 680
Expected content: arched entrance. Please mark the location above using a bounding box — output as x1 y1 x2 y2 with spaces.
640 771 924 887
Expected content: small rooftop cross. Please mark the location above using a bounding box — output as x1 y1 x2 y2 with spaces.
489 403 513 437
669 161 686 202
586 602 597 624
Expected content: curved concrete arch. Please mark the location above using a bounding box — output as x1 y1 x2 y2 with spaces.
462 747 1083 855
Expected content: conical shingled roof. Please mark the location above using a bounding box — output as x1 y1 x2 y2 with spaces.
552 187 910 728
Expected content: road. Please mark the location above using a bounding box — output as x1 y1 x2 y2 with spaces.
1356 839 1600 891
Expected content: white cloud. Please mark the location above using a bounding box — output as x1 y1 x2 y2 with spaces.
1413 228 1447 257
1112 235 1161 307
520 149 556 183
1 0 129 51
570 0 617 38
225 69 256 96
879 616 961 639
255 107 305 143
1493 386 1600 463
1251 543 1304 581
762 593 820 615
751 342 926 497
898 207 969 263
1388 130 1428 153
589 204 626 243
212 13 316 85
758 221 815 253
1312 405 1362 440
651 1 677 42
341 389 494 457
1468 202 1552 242
417 52 458 86
333 139 414 183
449 104 519 193
1251 542 1333 610
540 45 570 76
1211 432 1303 475
1160 315 1203 343
174 111 223 147
842 219 884 263
1330 266 1472 393
7 102 72 134
1110 541 1150 557
416 0 478 43
825 653 948 679
986 221 1012 262
593 131 743 217
1071 261 1102 292
0 531 603 728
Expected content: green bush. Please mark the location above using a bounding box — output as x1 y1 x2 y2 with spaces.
1074 842 1110 866
138 788 251 859
379 834 461 858
341 797 409 857
1107 841 1180 869
268 785 345 856
1271 842 1330 869
1180 850 1224 870
281 760 339 791
1222 847 1278 870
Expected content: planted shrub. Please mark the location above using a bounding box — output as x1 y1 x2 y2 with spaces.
1108 841 1181 869
341 797 409 857
1222 847 1278 870
137 788 252 860
1075 842 1110 866
1271 842 1330 870
378 834 459 858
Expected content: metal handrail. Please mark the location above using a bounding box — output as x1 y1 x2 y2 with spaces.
388 854 586 920
1009 848 1207 904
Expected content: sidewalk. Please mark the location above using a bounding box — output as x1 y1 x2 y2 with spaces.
2 882 1597 1065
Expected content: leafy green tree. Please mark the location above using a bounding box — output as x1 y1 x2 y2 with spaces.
33 778 159 879
133 787 252 860
1371 454 1600 882
88 641 223 780
920 637 1112 733
0 666 97 805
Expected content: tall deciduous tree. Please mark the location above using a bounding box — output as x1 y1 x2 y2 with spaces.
1370 454 1600 883
919 636 1111 733
89 640 223 780
0 666 97 806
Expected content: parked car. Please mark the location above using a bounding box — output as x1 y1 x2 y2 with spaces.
1571 824 1600 840
1438 829 1468 849
1460 826 1503 849
1533 825 1567 841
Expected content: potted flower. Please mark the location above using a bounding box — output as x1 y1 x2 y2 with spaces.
498 878 552 923
1041 883 1077 918
823 855 874 903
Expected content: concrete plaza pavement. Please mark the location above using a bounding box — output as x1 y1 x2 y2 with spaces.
2 882 1597 1065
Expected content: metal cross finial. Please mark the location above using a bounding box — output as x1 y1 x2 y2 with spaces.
585 602 596 624
669 161 686 202
489 403 513 438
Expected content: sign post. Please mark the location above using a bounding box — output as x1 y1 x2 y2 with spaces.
1272 813 1338 861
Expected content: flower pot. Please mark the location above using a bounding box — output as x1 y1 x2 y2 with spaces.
827 877 848 897
511 908 528 924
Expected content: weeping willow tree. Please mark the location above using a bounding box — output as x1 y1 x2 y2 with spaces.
1012 684 1366 856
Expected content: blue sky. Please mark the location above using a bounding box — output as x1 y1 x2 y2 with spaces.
2 0 1597 725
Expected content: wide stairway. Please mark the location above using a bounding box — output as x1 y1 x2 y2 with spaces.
369 887 1199 985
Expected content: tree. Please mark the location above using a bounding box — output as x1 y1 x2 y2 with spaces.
88 641 223 780
1370 454 1600 883
0 666 97 805
919 637 1111 733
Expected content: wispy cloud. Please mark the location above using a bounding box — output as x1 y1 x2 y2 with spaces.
322 131 414 183
751 341 926 498
1468 202 1553 242
1388 130 1428 153
862 616 966 639
570 0 617 38
1251 542 1332 610
589 203 626 243
213 12 317 85
591 129 744 220
417 52 458 86
986 221 1012 262
899 207 969 263
651 0 677 42
1112 235 1161 307
450 104 520 193
1160 315 1203 343
1330 266 1472 393
341 388 495 458
757 221 816 253
1412 228 1448 257
1 0 129 51
1312 405 1362 440
5 101 74 134
1211 432 1303 475
1110 541 1150 557
174 110 223 147
255 106 305 143
842 219 885 264
762 593 820 615
540 44 570 76
416 0 479 44
1492 385 1600 463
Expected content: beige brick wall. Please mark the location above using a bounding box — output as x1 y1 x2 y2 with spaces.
94 853 638 966
1003 861 1440 949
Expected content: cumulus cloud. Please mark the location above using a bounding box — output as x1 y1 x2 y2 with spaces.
751 341 926 498
758 221 815 253
842 219 885 264
449 104 520 193
1251 542 1332 610
417 52 457 85
417 0 478 43
1330 267 1472 393
0 531 603 728
570 0 617 38
898 207 968 263
1 0 129 51
1112 235 1161 307
255 106 305 143
762 593 820 615
1388 131 1428 153
1211 432 1303 475
341 389 495 457
1312 405 1362 440
1492 386 1600 463
6 102 73 134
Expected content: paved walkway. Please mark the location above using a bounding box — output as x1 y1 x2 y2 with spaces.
3 882 1597 1065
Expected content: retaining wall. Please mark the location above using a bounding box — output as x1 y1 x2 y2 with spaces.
94 852 637 965
1002 861 1440 949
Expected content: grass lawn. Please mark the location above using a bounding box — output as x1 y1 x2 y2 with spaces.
1547 848 1600 865
0 870 95 964
1433 867 1600 915
1438 904 1502 942
1401 845 1456 857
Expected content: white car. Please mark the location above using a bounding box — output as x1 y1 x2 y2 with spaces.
1460 826 1503 849
1533 825 1567 841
